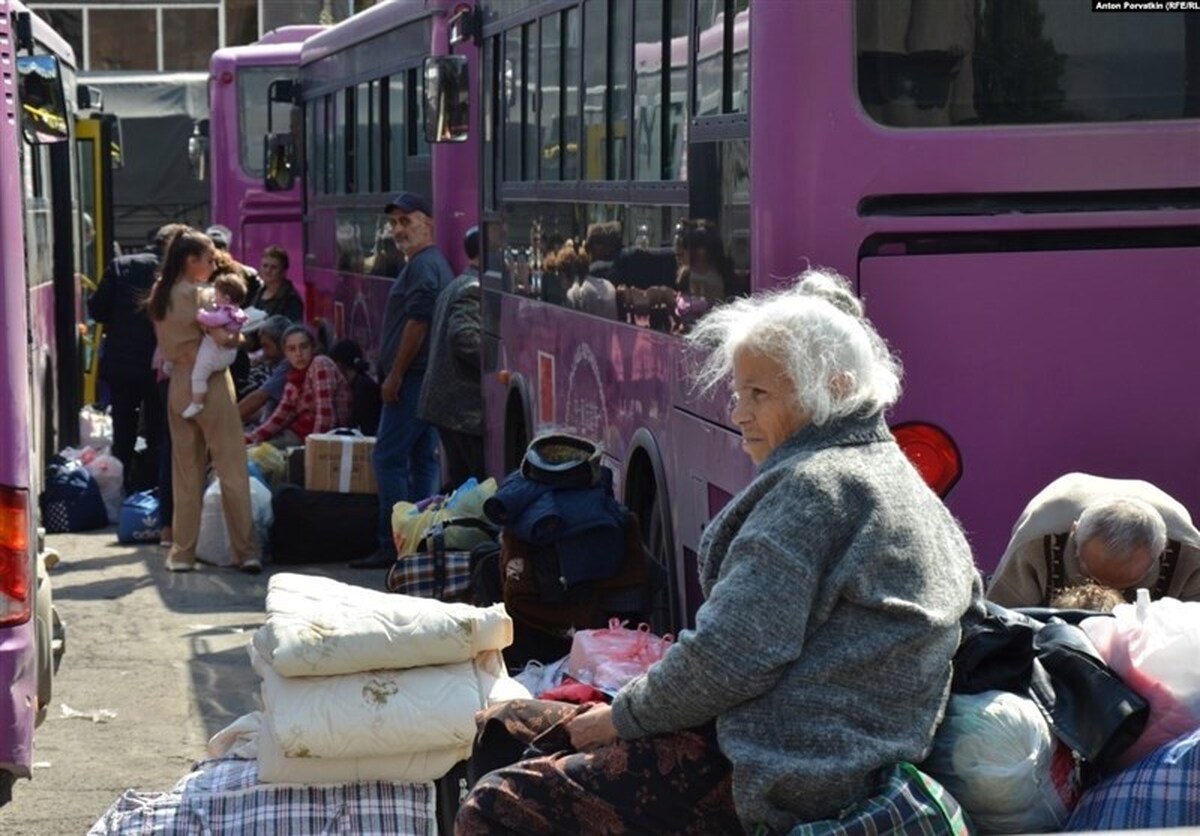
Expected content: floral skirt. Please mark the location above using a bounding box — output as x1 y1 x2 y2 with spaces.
455 699 741 835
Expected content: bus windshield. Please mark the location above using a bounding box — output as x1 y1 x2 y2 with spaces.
238 66 293 176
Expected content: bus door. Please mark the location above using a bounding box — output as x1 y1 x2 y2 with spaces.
75 113 119 408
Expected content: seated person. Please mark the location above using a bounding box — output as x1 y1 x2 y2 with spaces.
237 315 291 424
987 472 1200 607
567 222 620 320
329 338 381 436
245 325 350 449
456 269 983 835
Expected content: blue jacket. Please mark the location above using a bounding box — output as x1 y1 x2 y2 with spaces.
484 469 626 587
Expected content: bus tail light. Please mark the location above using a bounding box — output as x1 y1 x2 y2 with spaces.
497 369 511 386
892 422 962 498
0 487 32 627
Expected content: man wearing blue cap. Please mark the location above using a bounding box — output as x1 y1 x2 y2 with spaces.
352 191 454 568
418 226 485 487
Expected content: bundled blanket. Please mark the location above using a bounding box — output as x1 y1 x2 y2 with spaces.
250 645 527 762
253 573 513 677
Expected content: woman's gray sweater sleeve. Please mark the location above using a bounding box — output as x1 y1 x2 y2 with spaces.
612 488 831 738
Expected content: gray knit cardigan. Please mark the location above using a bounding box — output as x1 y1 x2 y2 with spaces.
612 412 984 833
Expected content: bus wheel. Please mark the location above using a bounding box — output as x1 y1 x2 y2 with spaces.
644 488 679 636
504 391 530 473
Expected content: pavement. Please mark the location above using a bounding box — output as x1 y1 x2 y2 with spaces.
0 526 381 835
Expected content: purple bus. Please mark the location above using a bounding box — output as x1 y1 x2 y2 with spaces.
467 0 1200 631
295 0 477 368
1 0 77 804
207 26 323 300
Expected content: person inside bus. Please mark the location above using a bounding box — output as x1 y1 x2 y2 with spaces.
350 191 454 570
249 245 304 323
986 473 1200 607
147 228 259 573
237 315 292 425
457 269 983 835
88 222 187 493
417 226 484 488
567 221 620 320
329 339 381 436
245 325 350 450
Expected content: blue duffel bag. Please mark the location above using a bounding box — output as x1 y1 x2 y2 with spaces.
117 489 162 544
42 455 109 533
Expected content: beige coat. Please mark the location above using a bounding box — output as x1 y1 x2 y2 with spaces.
986 472 1200 607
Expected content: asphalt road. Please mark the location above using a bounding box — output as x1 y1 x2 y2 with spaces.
0 527 377 835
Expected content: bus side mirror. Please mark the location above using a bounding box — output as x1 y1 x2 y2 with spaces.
16 54 69 144
188 119 209 181
263 133 296 191
423 55 469 144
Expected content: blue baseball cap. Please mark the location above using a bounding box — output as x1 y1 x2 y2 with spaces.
384 191 432 216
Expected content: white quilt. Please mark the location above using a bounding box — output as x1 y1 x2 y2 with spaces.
253 573 513 677
251 646 529 761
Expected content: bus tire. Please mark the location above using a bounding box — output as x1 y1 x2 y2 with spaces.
503 378 532 474
624 432 679 636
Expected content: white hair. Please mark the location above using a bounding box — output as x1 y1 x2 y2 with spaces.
1076 497 1168 560
687 268 902 426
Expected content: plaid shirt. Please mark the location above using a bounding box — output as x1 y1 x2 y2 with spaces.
249 355 350 444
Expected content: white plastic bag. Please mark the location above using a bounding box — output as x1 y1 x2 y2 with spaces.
84 453 124 523
1081 590 1200 770
196 477 273 566
922 690 1078 833
78 406 113 451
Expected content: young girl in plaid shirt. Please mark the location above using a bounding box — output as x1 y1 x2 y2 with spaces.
246 325 351 448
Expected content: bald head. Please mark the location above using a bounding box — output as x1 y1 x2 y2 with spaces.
1074 497 1165 591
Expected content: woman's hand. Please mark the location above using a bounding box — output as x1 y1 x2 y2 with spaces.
566 703 619 751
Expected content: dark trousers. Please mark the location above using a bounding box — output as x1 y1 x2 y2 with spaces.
456 700 739 835
438 427 485 490
373 376 440 554
106 372 165 493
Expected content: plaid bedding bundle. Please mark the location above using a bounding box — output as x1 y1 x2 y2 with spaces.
88 756 437 835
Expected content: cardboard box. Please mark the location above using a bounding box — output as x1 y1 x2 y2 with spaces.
304 433 378 495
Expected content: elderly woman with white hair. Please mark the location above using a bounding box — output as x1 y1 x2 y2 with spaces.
456 270 984 835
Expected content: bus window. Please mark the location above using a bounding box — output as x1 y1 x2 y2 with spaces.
334 89 348 194
856 0 1197 127
16 55 69 143
354 81 376 193
539 12 562 181
583 0 608 180
563 6 582 181
524 22 539 181
633 0 663 181
504 29 523 180
388 75 407 191
696 0 724 117
610 0 632 179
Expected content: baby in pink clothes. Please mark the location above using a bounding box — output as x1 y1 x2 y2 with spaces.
183 272 259 419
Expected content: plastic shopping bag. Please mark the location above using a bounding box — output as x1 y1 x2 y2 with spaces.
78 405 113 451
567 619 673 695
1081 589 1200 770
197 477 273 565
84 453 125 523
922 690 1079 833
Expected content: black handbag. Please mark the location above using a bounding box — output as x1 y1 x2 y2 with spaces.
952 601 1148 779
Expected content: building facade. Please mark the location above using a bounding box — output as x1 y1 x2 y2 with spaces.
30 0 376 71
